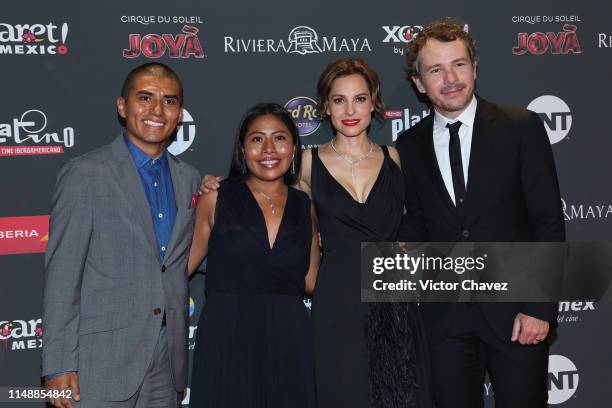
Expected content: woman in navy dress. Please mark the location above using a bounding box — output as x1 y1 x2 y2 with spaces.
188 103 319 408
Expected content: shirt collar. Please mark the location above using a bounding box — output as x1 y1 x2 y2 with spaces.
433 95 478 133
123 133 167 169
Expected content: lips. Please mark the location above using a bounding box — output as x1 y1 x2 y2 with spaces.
341 119 360 126
258 158 281 168
441 85 465 96
143 119 165 127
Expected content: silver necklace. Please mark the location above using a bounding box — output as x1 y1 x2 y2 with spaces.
330 138 375 182
255 191 283 214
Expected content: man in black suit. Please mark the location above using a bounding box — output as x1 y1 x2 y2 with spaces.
396 19 565 408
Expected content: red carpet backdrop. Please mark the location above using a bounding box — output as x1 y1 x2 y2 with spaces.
1 0 611 406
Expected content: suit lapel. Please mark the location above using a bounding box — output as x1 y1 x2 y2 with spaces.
108 136 158 259
164 153 189 261
464 97 496 221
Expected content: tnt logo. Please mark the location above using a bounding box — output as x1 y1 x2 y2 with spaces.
527 95 572 144
548 354 579 404
168 108 196 156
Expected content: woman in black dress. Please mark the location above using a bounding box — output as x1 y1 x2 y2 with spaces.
188 103 319 408
298 58 432 408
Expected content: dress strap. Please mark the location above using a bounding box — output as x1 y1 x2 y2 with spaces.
311 146 319 158
381 145 390 158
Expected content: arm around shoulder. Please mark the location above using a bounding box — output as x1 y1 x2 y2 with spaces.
188 188 217 276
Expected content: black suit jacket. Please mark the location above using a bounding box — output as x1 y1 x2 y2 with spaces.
395 96 565 343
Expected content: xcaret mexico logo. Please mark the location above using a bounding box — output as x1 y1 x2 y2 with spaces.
224 25 371 54
0 22 69 55
0 216 49 255
123 25 204 59
0 318 43 351
284 97 321 136
0 109 75 156
527 95 572 144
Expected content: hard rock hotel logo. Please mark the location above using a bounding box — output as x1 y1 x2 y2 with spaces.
224 26 371 54
0 22 69 55
284 97 321 136
123 25 205 59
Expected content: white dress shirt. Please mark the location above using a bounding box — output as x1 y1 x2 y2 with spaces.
432 96 477 205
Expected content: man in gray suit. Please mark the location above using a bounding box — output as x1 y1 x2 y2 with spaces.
42 62 201 407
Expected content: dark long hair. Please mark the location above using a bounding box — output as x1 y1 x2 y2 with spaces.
228 103 302 185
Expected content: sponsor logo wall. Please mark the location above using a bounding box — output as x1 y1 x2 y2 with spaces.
2 1 611 407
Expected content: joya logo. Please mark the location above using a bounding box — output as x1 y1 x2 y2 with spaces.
513 24 581 55
123 25 204 59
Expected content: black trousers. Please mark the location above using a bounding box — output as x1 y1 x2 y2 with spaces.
430 304 549 408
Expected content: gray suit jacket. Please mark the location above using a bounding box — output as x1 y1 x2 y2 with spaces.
42 135 201 401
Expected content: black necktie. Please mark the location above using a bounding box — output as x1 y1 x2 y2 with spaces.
446 121 466 209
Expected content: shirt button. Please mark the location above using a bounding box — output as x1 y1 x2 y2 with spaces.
161 246 166 252
458 197 464 204
153 182 158 187
158 213 163 219
462 230 470 238
153 308 162 315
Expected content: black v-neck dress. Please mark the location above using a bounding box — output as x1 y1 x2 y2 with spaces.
311 146 432 408
189 180 316 408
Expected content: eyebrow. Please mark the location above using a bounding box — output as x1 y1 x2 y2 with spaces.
330 92 369 98
134 90 179 100
424 57 469 71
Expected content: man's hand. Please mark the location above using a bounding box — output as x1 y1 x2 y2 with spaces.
46 372 80 408
198 175 223 195
511 312 550 345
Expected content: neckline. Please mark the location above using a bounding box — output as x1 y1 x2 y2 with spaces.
242 182 291 250
315 146 386 205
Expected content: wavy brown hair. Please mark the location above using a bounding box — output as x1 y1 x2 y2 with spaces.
405 17 478 79
316 57 385 123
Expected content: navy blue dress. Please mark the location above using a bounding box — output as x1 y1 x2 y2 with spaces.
190 180 316 408
310 146 432 408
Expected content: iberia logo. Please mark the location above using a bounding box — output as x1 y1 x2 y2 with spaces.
0 215 49 255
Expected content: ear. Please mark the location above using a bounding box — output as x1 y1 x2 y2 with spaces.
116 96 127 119
412 75 426 94
473 61 478 81
178 108 183 124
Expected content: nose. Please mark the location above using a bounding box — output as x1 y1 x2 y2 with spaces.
346 101 355 116
445 68 458 83
150 97 163 115
262 136 275 153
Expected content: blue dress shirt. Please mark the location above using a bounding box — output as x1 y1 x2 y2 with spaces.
124 135 177 261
